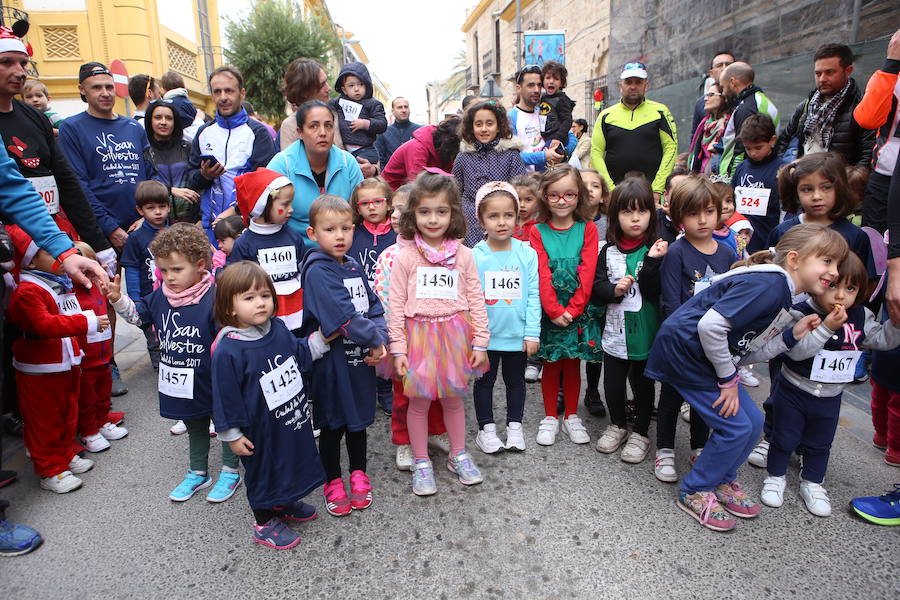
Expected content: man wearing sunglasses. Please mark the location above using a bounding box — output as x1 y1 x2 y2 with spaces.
691 52 735 138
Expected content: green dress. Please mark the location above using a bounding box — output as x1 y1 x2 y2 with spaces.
535 221 604 362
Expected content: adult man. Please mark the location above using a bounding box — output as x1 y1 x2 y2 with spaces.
590 62 677 198
0 30 115 272
719 62 779 176
128 74 160 126
375 96 420 166
691 51 735 138
775 44 873 166
59 62 152 252
508 65 574 171
187 66 275 243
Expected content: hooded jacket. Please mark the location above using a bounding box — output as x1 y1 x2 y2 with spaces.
381 125 449 190
327 62 387 150
144 101 199 223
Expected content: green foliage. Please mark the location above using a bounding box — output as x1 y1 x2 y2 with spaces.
224 0 339 122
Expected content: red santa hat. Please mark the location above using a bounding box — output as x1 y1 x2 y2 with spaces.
0 26 32 56
6 225 39 277
234 168 292 225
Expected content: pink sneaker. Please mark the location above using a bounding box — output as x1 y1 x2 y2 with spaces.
349 470 373 510
322 478 351 517
677 491 737 532
715 481 761 518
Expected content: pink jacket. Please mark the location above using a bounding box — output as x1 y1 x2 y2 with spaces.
381 126 453 190
387 243 490 354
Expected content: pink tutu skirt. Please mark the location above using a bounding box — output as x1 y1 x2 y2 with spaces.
399 312 488 399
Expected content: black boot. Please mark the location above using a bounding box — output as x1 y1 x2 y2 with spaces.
584 389 606 418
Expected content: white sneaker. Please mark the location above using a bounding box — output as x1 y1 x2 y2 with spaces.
739 366 760 387
169 420 187 435
761 475 786 507
535 416 559 446
428 433 450 454
654 449 678 482
395 444 413 471
621 432 651 463
505 422 526 451
99 422 128 440
40 470 82 493
561 415 590 444
748 440 769 468
209 421 217 437
679 403 691 423
68 455 94 474
80 432 110 453
476 423 505 454
595 424 628 453
524 364 541 383
313 428 321 438
799 480 831 517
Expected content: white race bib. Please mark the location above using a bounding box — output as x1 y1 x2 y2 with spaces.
616 281 642 312
746 309 794 352
343 277 369 313
56 292 81 316
257 246 296 277
338 98 362 122
158 364 194 399
484 271 522 300
810 349 860 384
734 187 771 217
415 267 458 300
259 356 304 411
28 175 60 215
693 280 711 295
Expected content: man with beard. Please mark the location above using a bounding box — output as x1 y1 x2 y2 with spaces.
508 65 566 172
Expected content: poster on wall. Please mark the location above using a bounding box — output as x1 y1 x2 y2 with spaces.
523 30 566 66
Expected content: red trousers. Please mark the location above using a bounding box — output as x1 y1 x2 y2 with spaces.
872 380 900 451
78 365 112 437
17 369 80 478
541 359 581 418
390 378 446 445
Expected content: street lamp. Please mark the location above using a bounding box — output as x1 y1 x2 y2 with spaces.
480 78 503 99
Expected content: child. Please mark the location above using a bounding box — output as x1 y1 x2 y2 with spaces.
388 171 490 495
472 182 540 453
211 261 329 549
655 177 734 481
581 168 610 243
120 180 169 369
593 176 667 462
539 61 576 156
73 242 127 453
301 194 389 516
6 226 108 492
105 223 242 502
327 62 387 166
730 113 790 253
529 165 602 446
160 70 200 138
348 178 396 289
645 224 849 531
760 253 900 517
452 100 527 247
212 215 245 274
725 206 754 260
710 181 739 260
658 169 690 244
230 168 305 331
22 80 64 129
512 173 542 245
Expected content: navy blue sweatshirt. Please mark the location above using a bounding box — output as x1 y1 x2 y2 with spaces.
730 151 791 253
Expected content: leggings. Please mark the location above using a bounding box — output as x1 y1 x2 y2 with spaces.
656 382 709 450
318 426 367 481
604 355 655 436
185 417 239 473
408 396 466 461
585 361 602 394
541 359 581 418
473 350 527 427
391 379 446 445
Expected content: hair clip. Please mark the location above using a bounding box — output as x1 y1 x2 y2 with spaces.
769 246 777 257
708 173 730 184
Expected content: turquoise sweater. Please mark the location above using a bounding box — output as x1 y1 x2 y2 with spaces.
472 238 541 352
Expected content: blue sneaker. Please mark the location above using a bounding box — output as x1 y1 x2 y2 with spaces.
254 518 300 549
850 485 900 526
447 450 484 485
206 471 241 503
0 520 43 556
169 470 212 502
276 500 317 522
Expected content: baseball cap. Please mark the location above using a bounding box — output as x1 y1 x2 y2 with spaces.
620 62 648 80
79 62 111 83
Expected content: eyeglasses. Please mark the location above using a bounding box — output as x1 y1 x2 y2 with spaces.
546 191 579 203
516 64 542 83
704 91 723 97
357 198 386 208
712 61 733 69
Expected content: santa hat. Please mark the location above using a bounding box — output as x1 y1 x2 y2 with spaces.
475 181 520 216
6 225 39 277
234 168 292 225
0 25 32 56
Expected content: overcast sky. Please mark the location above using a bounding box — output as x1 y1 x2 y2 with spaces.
217 0 473 123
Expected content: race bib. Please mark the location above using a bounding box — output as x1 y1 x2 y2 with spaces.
259 356 304 411
745 309 794 352
693 280 711 295
734 187 771 217
343 277 369 313
28 175 59 215
415 267 458 300
616 281 642 312
484 271 522 300
338 98 362 122
810 349 860 384
56 293 81 316
257 246 296 277
158 364 194 399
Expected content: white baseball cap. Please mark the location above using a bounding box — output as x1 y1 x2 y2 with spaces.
620 62 648 80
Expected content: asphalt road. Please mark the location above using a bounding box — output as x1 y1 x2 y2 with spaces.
2 324 898 599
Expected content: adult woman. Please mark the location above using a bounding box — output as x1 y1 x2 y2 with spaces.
687 83 730 174
267 100 363 243
571 118 591 167
381 116 461 190
144 100 200 223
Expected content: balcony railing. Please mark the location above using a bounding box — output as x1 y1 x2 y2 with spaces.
0 6 38 77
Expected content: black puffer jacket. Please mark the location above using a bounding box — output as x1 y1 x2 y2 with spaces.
775 78 874 166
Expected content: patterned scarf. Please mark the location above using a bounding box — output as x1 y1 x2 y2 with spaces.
414 233 459 268
803 81 851 150
162 270 213 307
